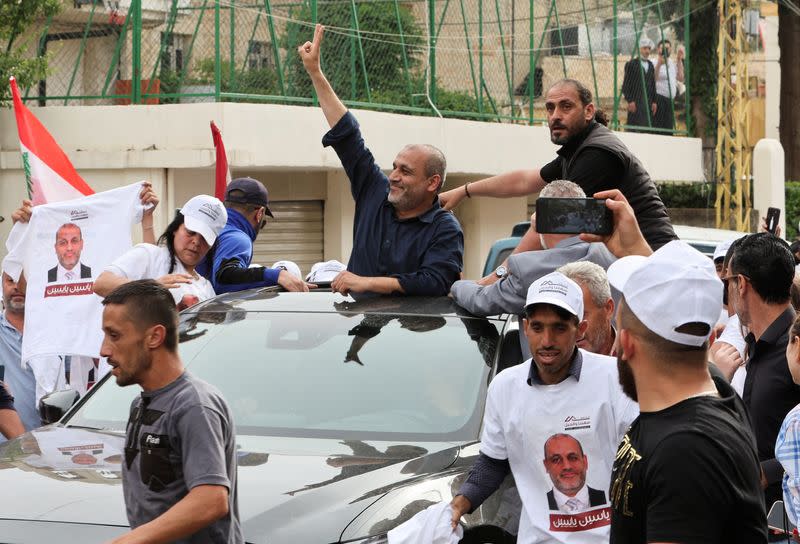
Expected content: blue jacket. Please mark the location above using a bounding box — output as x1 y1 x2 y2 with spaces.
200 209 281 294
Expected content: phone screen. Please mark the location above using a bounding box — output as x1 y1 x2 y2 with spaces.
766 207 781 235
535 197 613 235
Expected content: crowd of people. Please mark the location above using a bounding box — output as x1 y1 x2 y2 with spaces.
0 21 791 544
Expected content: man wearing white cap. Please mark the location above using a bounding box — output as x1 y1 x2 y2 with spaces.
450 272 637 543
607 241 766 543
621 37 657 132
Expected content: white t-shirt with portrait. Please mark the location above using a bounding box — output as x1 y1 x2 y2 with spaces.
104 243 215 304
2 182 145 362
480 350 638 543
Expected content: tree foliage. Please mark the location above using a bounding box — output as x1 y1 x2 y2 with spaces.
282 1 424 103
0 0 62 105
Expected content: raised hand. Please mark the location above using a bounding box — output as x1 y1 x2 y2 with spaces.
298 24 325 76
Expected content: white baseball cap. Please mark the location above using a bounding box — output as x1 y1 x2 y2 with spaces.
607 240 722 347
713 238 740 262
181 195 228 246
525 272 584 320
306 260 347 283
272 260 302 280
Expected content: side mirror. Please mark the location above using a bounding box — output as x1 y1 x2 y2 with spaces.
38 389 80 425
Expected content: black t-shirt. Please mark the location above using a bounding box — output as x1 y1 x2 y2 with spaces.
609 375 767 544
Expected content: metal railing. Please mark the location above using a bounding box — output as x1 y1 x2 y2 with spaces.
16 0 693 134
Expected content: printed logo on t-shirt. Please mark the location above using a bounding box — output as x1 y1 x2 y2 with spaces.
70 209 89 221
610 433 641 517
564 415 591 431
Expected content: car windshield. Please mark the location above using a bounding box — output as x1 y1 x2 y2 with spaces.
66 308 500 442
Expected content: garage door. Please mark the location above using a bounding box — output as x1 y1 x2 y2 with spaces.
252 200 324 279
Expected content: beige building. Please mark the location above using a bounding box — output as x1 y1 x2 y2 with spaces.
0 102 703 279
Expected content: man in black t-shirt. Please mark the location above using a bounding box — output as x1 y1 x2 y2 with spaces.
607 241 766 544
439 78 676 283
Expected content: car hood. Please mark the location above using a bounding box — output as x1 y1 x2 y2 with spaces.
0 426 461 542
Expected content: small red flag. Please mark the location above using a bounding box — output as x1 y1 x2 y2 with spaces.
210 121 231 201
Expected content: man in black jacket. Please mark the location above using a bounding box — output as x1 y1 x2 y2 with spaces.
439 78 676 281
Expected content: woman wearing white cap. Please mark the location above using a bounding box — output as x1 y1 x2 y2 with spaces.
93 195 228 308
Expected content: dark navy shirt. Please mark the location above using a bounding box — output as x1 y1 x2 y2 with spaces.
322 112 464 296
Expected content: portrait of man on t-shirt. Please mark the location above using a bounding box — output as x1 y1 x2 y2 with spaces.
47 223 92 283
543 433 608 513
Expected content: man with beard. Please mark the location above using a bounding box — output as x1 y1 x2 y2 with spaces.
439 79 675 284
298 25 463 296
450 272 636 543
607 241 766 543
101 280 242 543
0 271 39 436
557 261 616 356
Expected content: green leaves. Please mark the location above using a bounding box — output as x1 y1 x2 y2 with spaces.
0 0 62 106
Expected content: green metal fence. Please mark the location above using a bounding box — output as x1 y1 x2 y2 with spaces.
15 0 692 134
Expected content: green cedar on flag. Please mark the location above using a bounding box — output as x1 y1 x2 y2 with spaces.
10 76 94 204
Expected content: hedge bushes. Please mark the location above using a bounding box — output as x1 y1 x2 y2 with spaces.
657 181 800 240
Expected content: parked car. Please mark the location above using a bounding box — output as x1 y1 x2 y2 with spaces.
482 221 748 275
0 291 525 543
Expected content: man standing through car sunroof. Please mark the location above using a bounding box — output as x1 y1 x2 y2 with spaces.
100 280 242 544
298 24 463 297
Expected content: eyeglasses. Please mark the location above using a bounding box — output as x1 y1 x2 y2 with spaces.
722 273 749 290
721 274 750 304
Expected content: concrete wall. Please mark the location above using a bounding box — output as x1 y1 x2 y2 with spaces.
0 102 703 278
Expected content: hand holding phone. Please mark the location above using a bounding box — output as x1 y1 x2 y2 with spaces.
535 197 614 236
766 207 781 235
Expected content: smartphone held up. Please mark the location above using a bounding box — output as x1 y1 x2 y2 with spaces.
535 197 613 236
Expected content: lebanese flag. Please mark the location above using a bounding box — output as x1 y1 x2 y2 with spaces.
210 121 231 200
10 77 94 205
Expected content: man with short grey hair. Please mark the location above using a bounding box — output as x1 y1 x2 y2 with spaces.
451 180 616 316
299 25 463 297
557 261 616 356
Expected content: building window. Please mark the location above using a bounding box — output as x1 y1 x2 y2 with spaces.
161 32 187 72
549 25 579 56
247 40 273 70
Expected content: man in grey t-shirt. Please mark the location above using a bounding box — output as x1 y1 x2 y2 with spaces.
100 280 242 543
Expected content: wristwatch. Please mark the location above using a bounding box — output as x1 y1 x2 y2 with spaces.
495 265 508 278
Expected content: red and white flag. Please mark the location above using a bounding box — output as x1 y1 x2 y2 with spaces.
9 77 94 205
210 120 231 200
